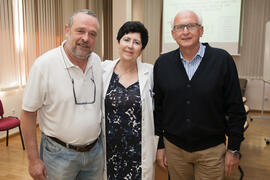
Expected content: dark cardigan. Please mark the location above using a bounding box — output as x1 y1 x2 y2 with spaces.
153 43 246 152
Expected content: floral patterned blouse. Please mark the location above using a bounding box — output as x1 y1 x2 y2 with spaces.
105 72 142 180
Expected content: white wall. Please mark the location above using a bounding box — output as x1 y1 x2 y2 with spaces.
245 79 270 111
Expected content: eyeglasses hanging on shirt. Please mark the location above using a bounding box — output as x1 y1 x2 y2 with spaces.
71 70 96 105
61 47 96 105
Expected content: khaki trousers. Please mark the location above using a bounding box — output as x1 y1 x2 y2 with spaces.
164 138 226 180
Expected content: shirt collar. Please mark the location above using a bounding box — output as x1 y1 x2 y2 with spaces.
180 43 205 62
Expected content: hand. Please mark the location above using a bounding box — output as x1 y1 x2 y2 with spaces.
29 158 48 180
156 148 168 169
225 151 240 176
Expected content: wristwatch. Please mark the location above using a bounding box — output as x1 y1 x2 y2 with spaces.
227 149 241 157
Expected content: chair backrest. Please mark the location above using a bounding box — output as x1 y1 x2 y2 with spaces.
0 100 4 117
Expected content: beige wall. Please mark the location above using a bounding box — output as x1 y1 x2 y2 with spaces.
245 79 270 111
112 0 132 59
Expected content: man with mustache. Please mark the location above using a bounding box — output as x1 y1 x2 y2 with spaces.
21 9 103 180
154 10 246 180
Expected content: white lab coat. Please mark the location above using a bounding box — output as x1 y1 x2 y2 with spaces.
101 59 158 180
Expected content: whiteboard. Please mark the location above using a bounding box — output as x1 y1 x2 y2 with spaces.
162 0 242 55
263 21 270 83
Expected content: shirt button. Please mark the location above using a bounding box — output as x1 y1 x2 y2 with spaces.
186 100 191 104
186 118 191 123
187 84 191 88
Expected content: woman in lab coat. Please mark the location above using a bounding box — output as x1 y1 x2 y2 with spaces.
102 21 158 180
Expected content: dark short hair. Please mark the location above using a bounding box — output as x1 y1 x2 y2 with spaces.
117 21 149 50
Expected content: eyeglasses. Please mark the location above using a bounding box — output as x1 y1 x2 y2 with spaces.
71 70 96 105
60 46 96 105
173 23 201 32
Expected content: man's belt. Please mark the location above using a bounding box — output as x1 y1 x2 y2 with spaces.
48 136 98 152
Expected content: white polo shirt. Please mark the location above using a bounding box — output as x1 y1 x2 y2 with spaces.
22 41 102 145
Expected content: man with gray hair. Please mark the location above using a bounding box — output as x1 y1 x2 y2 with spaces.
154 10 246 179
21 9 103 180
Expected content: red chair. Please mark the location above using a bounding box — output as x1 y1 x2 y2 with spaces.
0 99 25 150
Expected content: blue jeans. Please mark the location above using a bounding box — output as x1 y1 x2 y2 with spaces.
40 133 104 180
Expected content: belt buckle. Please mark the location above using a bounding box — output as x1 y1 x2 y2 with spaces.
69 139 97 152
75 144 88 152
